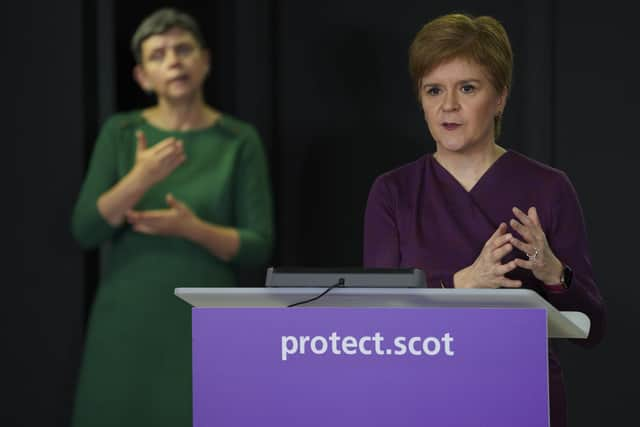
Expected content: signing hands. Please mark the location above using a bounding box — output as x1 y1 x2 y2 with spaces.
126 132 197 238
454 206 563 288
454 222 520 289
508 206 563 285
95 130 187 227
126 193 197 238
133 130 186 188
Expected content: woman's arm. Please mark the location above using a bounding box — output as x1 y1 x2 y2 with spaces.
71 116 124 248
363 176 401 267
544 173 606 347
98 130 185 226
125 125 273 265
126 193 240 261
226 126 274 266
183 215 240 262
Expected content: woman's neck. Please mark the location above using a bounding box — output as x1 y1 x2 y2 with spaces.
434 143 506 191
146 93 218 131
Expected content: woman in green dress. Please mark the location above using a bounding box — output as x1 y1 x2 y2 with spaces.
71 8 274 426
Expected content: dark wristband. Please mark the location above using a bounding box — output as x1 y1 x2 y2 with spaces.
545 264 573 291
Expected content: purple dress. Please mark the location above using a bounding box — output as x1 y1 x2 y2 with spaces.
363 150 605 427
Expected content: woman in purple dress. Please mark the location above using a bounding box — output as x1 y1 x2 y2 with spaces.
363 13 605 427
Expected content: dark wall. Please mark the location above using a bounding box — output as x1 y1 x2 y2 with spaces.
274 0 532 267
554 3 637 425
5 1 636 426
4 1 87 426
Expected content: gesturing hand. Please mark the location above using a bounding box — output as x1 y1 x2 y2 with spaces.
133 130 186 187
126 193 197 238
454 223 522 289
508 207 563 285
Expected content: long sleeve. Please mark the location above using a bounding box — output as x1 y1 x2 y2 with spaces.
363 175 401 267
545 172 606 347
71 116 124 249
363 165 455 288
228 126 274 267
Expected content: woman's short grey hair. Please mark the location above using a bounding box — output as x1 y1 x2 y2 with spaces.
131 8 206 64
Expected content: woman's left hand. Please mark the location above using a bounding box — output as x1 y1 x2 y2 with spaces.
126 193 197 238
508 206 564 285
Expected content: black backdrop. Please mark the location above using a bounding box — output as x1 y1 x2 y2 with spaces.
4 1 637 426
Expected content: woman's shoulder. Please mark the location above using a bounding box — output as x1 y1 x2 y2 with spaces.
216 113 260 141
375 154 430 184
369 155 430 199
100 110 146 133
505 149 570 185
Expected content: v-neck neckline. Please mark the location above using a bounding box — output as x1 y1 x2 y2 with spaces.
429 150 512 194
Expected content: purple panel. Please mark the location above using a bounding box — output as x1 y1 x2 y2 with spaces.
193 308 548 427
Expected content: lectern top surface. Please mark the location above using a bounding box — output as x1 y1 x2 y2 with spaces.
174 287 590 339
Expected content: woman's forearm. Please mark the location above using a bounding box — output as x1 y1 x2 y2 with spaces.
97 167 150 226
183 218 240 262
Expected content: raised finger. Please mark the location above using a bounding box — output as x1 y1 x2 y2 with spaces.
512 207 534 226
485 223 508 247
496 260 518 276
492 242 513 261
155 139 183 157
155 151 185 172
125 210 141 223
135 130 147 152
511 214 540 241
508 237 536 257
528 207 541 227
167 153 187 170
513 257 534 271
509 217 535 243
499 277 522 288
133 223 156 235
133 210 170 220
158 151 182 170
150 137 179 153
490 232 513 250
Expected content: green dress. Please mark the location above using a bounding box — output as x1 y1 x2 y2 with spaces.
70 111 274 426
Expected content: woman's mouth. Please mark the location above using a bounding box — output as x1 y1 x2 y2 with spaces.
168 75 190 84
442 122 461 131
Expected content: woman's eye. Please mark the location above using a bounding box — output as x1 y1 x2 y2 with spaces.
461 84 475 93
176 44 194 56
149 51 164 61
426 87 441 96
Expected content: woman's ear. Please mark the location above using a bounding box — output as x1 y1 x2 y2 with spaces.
202 48 211 75
133 65 153 93
497 86 508 111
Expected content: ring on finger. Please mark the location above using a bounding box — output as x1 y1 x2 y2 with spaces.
526 248 539 262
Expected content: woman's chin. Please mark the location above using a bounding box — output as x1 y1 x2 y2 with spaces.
436 140 469 154
163 89 200 104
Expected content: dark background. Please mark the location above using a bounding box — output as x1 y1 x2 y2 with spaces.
4 1 636 426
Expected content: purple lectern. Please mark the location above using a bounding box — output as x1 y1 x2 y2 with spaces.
175 288 589 427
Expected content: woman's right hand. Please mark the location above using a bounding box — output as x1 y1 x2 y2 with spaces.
453 223 522 289
132 130 186 187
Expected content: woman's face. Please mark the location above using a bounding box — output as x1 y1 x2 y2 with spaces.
134 27 209 102
419 57 506 155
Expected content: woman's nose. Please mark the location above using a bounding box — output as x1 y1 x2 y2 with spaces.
165 48 181 66
442 91 460 111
